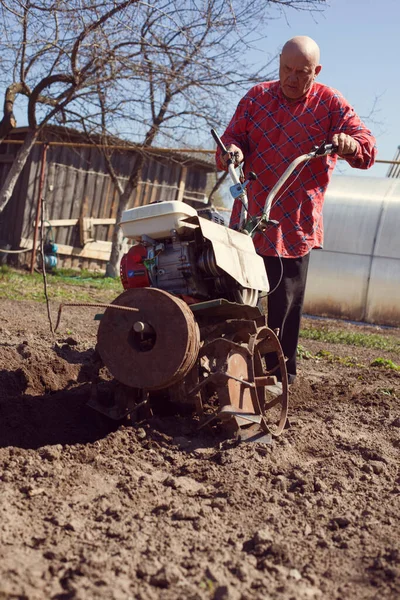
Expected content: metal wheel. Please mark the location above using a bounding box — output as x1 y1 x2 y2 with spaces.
190 323 288 437
248 326 288 436
97 287 200 390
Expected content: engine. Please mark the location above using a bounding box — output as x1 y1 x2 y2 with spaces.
119 201 269 307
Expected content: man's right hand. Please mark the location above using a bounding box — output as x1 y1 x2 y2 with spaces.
220 144 244 166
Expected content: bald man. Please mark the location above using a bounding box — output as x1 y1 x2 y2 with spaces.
216 36 376 385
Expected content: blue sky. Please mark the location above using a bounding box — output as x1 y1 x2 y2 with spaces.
11 1 398 180
239 0 399 178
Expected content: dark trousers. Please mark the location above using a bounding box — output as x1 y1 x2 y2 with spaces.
262 253 310 383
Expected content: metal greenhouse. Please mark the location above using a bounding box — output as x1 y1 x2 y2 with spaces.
304 175 400 327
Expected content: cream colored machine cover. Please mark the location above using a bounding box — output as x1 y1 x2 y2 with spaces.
183 216 269 292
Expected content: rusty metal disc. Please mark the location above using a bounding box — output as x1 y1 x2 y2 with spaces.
97 288 200 390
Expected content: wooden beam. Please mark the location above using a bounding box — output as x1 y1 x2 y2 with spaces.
20 237 127 261
42 218 117 227
0 154 15 163
177 166 187 202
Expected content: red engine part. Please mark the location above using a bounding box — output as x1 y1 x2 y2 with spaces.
120 244 150 290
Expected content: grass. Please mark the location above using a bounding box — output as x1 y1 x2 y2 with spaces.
297 343 400 372
300 326 400 354
297 346 400 371
0 265 123 303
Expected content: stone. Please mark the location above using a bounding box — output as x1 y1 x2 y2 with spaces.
136 428 147 439
213 584 241 600
370 461 385 474
289 568 302 581
39 445 63 461
253 528 274 545
150 564 181 588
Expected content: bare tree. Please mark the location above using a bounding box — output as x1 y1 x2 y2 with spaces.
71 0 326 275
0 0 327 273
0 0 141 213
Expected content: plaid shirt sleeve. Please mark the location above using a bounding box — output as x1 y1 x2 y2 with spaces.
329 91 377 169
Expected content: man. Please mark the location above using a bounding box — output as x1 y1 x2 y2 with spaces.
216 36 376 384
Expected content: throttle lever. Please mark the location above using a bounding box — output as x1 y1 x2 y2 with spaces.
229 171 257 199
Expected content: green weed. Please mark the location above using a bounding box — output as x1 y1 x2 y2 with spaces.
314 349 364 368
370 358 400 371
378 387 398 398
300 327 400 354
297 344 315 360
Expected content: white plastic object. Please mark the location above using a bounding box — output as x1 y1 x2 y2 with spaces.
119 201 198 240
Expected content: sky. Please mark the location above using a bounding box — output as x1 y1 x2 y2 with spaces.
232 0 400 179
10 0 398 180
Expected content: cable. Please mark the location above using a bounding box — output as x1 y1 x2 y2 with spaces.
39 198 55 335
259 250 284 299
55 302 139 332
0 247 31 254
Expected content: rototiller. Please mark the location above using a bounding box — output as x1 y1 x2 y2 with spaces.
88 132 336 441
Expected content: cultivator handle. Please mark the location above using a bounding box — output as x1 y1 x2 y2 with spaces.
211 128 249 229
261 141 339 225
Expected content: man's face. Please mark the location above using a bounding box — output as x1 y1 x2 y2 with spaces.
279 51 321 100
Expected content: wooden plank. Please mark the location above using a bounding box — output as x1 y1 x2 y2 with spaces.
46 218 79 226
20 145 41 244
0 154 15 163
21 237 116 261
90 217 117 225
177 166 187 202
71 152 89 248
44 218 116 227
67 155 84 248
85 148 100 217
56 151 75 246
62 256 72 269
12 149 33 248
95 167 110 241
107 186 119 241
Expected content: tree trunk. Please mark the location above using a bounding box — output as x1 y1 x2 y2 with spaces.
105 156 144 277
0 130 38 214
207 171 228 206
0 82 29 144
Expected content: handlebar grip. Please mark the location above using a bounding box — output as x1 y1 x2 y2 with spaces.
325 143 338 154
314 142 339 156
211 129 228 154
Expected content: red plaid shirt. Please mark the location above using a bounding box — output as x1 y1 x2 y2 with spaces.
216 81 377 257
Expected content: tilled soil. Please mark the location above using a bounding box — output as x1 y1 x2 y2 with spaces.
0 299 399 600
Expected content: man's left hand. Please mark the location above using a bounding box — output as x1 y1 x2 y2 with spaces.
332 133 358 156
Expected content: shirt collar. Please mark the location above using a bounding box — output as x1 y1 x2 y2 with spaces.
276 81 316 105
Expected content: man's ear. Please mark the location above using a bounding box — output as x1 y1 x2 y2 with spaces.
315 65 322 77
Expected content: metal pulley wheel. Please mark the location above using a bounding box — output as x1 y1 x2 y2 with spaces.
231 286 259 307
97 287 200 390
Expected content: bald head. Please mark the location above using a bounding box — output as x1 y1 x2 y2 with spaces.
279 36 322 100
282 36 321 65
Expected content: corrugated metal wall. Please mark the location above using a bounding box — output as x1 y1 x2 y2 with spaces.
304 176 400 326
